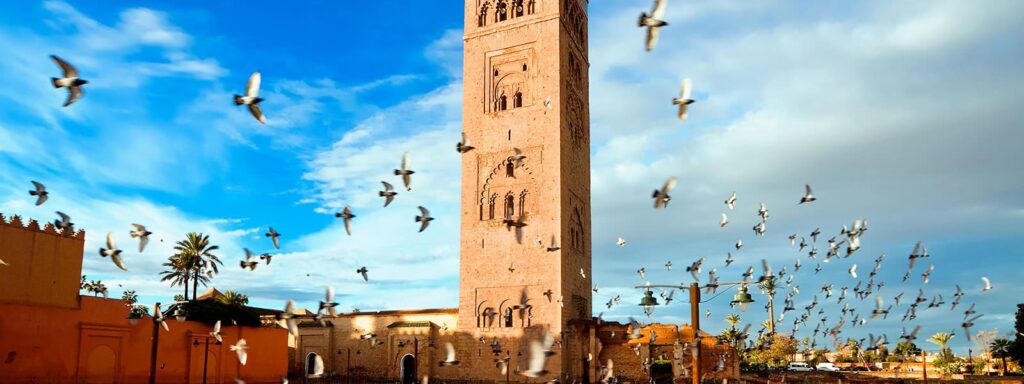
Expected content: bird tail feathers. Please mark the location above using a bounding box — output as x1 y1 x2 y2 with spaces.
638 13 648 27
51 77 62 88
233 95 245 105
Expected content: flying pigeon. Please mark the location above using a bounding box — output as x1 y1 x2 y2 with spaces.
50 55 87 107
725 192 737 210
99 232 127 271
415 206 434 232
129 224 151 253
456 132 475 153
799 184 816 204
54 211 75 233
440 342 460 366
265 227 281 249
981 277 992 292
758 202 769 221
521 331 553 377
720 213 728 228
29 181 48 206
546 235 560 252
639 0 668 52
394 152 415 191
234 72 266 124
210 320 223 343
672 78 695 121
652 176 676 209
379 182 397 207
335 205 356 236
277 300 299 335
230 339 248 365
319 286 338 316
617 237 626 247
357 267 369 282
240 249 258 270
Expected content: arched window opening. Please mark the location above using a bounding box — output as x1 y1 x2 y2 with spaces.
519 190 528 217
522 63 528 72
528 0 536 14
494 69 499 77
514 92 523 108
514 0 524 17
484 307 496 327
497 0 508 21
488 194 497 220
506 161 515 178
499 94 508 111
478 4 489 27
504 308 514 327
504 194 516 220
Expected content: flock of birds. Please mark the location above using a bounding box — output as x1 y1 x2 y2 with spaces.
596 175 997 375
26 50 548 383
0 2 998 383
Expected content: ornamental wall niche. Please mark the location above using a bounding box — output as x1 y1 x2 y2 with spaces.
477 147 542 223
485 47 537 113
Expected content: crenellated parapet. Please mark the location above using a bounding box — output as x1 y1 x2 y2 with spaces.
0 212 86 240
0 211 87 308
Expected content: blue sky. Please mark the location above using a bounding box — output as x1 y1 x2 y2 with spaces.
1 1 1023 355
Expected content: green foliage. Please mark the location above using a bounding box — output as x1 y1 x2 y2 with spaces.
927 332 955 356
932 354 965 375
992 338 1014 375
161 233 222 301
1013 304 1024 366
173 294 187 302
217 290 249 306
745 334 798 368
129 303 149 319
893 341 921 357
121 289 138 309
80 277 108 297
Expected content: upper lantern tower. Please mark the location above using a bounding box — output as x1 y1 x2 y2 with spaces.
457 0 592 377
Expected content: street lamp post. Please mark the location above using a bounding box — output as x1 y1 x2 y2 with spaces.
193 336 222 384
126 301 188 384
635 281 755 384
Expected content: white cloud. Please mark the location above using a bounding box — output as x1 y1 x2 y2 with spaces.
582 0 1024 350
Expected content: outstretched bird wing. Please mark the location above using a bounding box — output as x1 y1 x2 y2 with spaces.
51 55 77 78
246 72 261 98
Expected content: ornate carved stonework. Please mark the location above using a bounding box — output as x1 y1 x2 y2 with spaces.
561 0 588 54
478 147 542 221
486 48 536 113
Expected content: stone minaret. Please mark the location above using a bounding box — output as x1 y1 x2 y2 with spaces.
458 0 592 378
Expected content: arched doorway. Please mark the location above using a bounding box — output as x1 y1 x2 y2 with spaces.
305 353 324 377
400 354 417 384
83 345 116 384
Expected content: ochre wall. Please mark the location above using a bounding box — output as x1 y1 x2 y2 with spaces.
0 214 288 383
0 214 84 308
0 296 288 384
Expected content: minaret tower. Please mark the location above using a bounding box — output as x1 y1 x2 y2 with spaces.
458 0 592 378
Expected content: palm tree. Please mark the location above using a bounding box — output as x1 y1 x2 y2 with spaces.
159 254 193 299
217 291 249 306
927 332 955 357
725 314 742 330
990 338 1012 376
758 276 778 334
173 233 221 300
